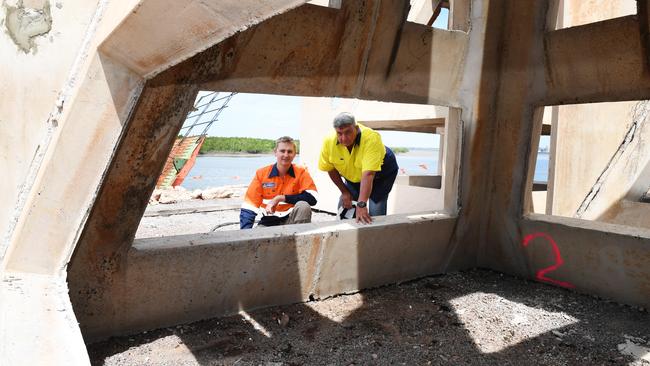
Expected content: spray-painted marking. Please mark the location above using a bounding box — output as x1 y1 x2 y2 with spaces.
522 232 575 289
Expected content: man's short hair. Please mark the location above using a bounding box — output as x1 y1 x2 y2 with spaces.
333 112 356 128
275 136 297 151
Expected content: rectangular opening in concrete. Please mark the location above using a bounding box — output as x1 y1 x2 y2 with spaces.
525 101 650 230
140 92 461 239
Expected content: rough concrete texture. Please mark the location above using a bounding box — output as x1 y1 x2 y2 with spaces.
1 272 89 365
100 0 308 77
76 213 455 341
522 214 650 309
88 269 650 366
3 0 52 53
549 101 637 217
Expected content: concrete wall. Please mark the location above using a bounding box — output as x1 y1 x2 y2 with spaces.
550 101 636 216
76 214 457 340
0 0 108 259
522 214 650 308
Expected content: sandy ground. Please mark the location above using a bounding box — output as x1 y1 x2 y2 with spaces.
88 269 650 366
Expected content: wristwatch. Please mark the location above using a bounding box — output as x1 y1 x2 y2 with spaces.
356 201 367 208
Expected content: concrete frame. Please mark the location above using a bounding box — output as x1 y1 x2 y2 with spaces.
3 0 650 364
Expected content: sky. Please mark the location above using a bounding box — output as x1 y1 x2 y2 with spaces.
193 92 441 149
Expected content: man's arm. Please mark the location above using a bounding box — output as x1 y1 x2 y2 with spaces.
327 169 353 209
285 191 317 205
356 170 375 224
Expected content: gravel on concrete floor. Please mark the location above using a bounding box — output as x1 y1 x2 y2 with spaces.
87 269 650 366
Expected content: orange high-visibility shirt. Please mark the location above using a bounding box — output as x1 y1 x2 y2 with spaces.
242 163 317 214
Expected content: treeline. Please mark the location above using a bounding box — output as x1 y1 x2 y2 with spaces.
198 136 409 154
200 137 299 154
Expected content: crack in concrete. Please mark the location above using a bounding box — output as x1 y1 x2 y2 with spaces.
575 101 650 218
307 233 330 300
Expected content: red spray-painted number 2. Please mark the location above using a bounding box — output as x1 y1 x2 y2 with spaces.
522 232 575 289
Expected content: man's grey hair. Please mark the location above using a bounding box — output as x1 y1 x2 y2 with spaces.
333 112 356 128
275 136 297 151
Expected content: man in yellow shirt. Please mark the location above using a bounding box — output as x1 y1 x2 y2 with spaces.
318 112 398 224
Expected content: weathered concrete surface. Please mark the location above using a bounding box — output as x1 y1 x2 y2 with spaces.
548 101 636 217
543 15 650 105
599 200 650 229
3 0 52 53
193 2 469 106
561 0 636 28
100 0 308 77
2 53 143 275
522 214 650 309
0 273 89 365
359 117 446 133
0 0 101 260
579 101 650 221
75 214 455 341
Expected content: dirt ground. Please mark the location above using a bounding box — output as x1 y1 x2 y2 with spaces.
88 269 650 366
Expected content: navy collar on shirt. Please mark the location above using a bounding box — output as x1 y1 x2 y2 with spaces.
269 163 296 178
335 127 362 146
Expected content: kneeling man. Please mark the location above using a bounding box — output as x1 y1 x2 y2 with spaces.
240 136 318 229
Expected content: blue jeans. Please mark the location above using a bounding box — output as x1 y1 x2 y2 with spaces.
338 180 388 216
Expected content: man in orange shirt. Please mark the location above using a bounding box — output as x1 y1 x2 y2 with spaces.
240 136 318 229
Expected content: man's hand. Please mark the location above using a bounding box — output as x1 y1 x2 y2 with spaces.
265 196 283 214
356 206 372 224
341 190 353 209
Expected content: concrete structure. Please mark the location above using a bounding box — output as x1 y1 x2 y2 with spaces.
1 0 650 364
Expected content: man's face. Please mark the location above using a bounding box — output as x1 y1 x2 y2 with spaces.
274 141 296 167
335 124 358 148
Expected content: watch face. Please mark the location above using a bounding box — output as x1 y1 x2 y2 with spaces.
357 201 366 208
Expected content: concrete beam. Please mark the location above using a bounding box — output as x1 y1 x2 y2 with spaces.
359 117 445 133
521 214 650 308
2 54 144 275
100 0 308 78
543 15 650 105
75 214 456 340
168 2 469 106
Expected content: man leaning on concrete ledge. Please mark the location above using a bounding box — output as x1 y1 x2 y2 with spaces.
240 136 318 229
318 112 399 224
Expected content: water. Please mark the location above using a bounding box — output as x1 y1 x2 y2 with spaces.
535 152 549 182
181 150 550 190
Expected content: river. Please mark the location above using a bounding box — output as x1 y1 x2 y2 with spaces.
181 150 549 190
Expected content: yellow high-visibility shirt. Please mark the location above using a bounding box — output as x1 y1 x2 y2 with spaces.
318 123 386 183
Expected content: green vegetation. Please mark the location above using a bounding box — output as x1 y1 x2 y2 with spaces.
200 137 300 154
391 147 409 154
198 136 406 155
